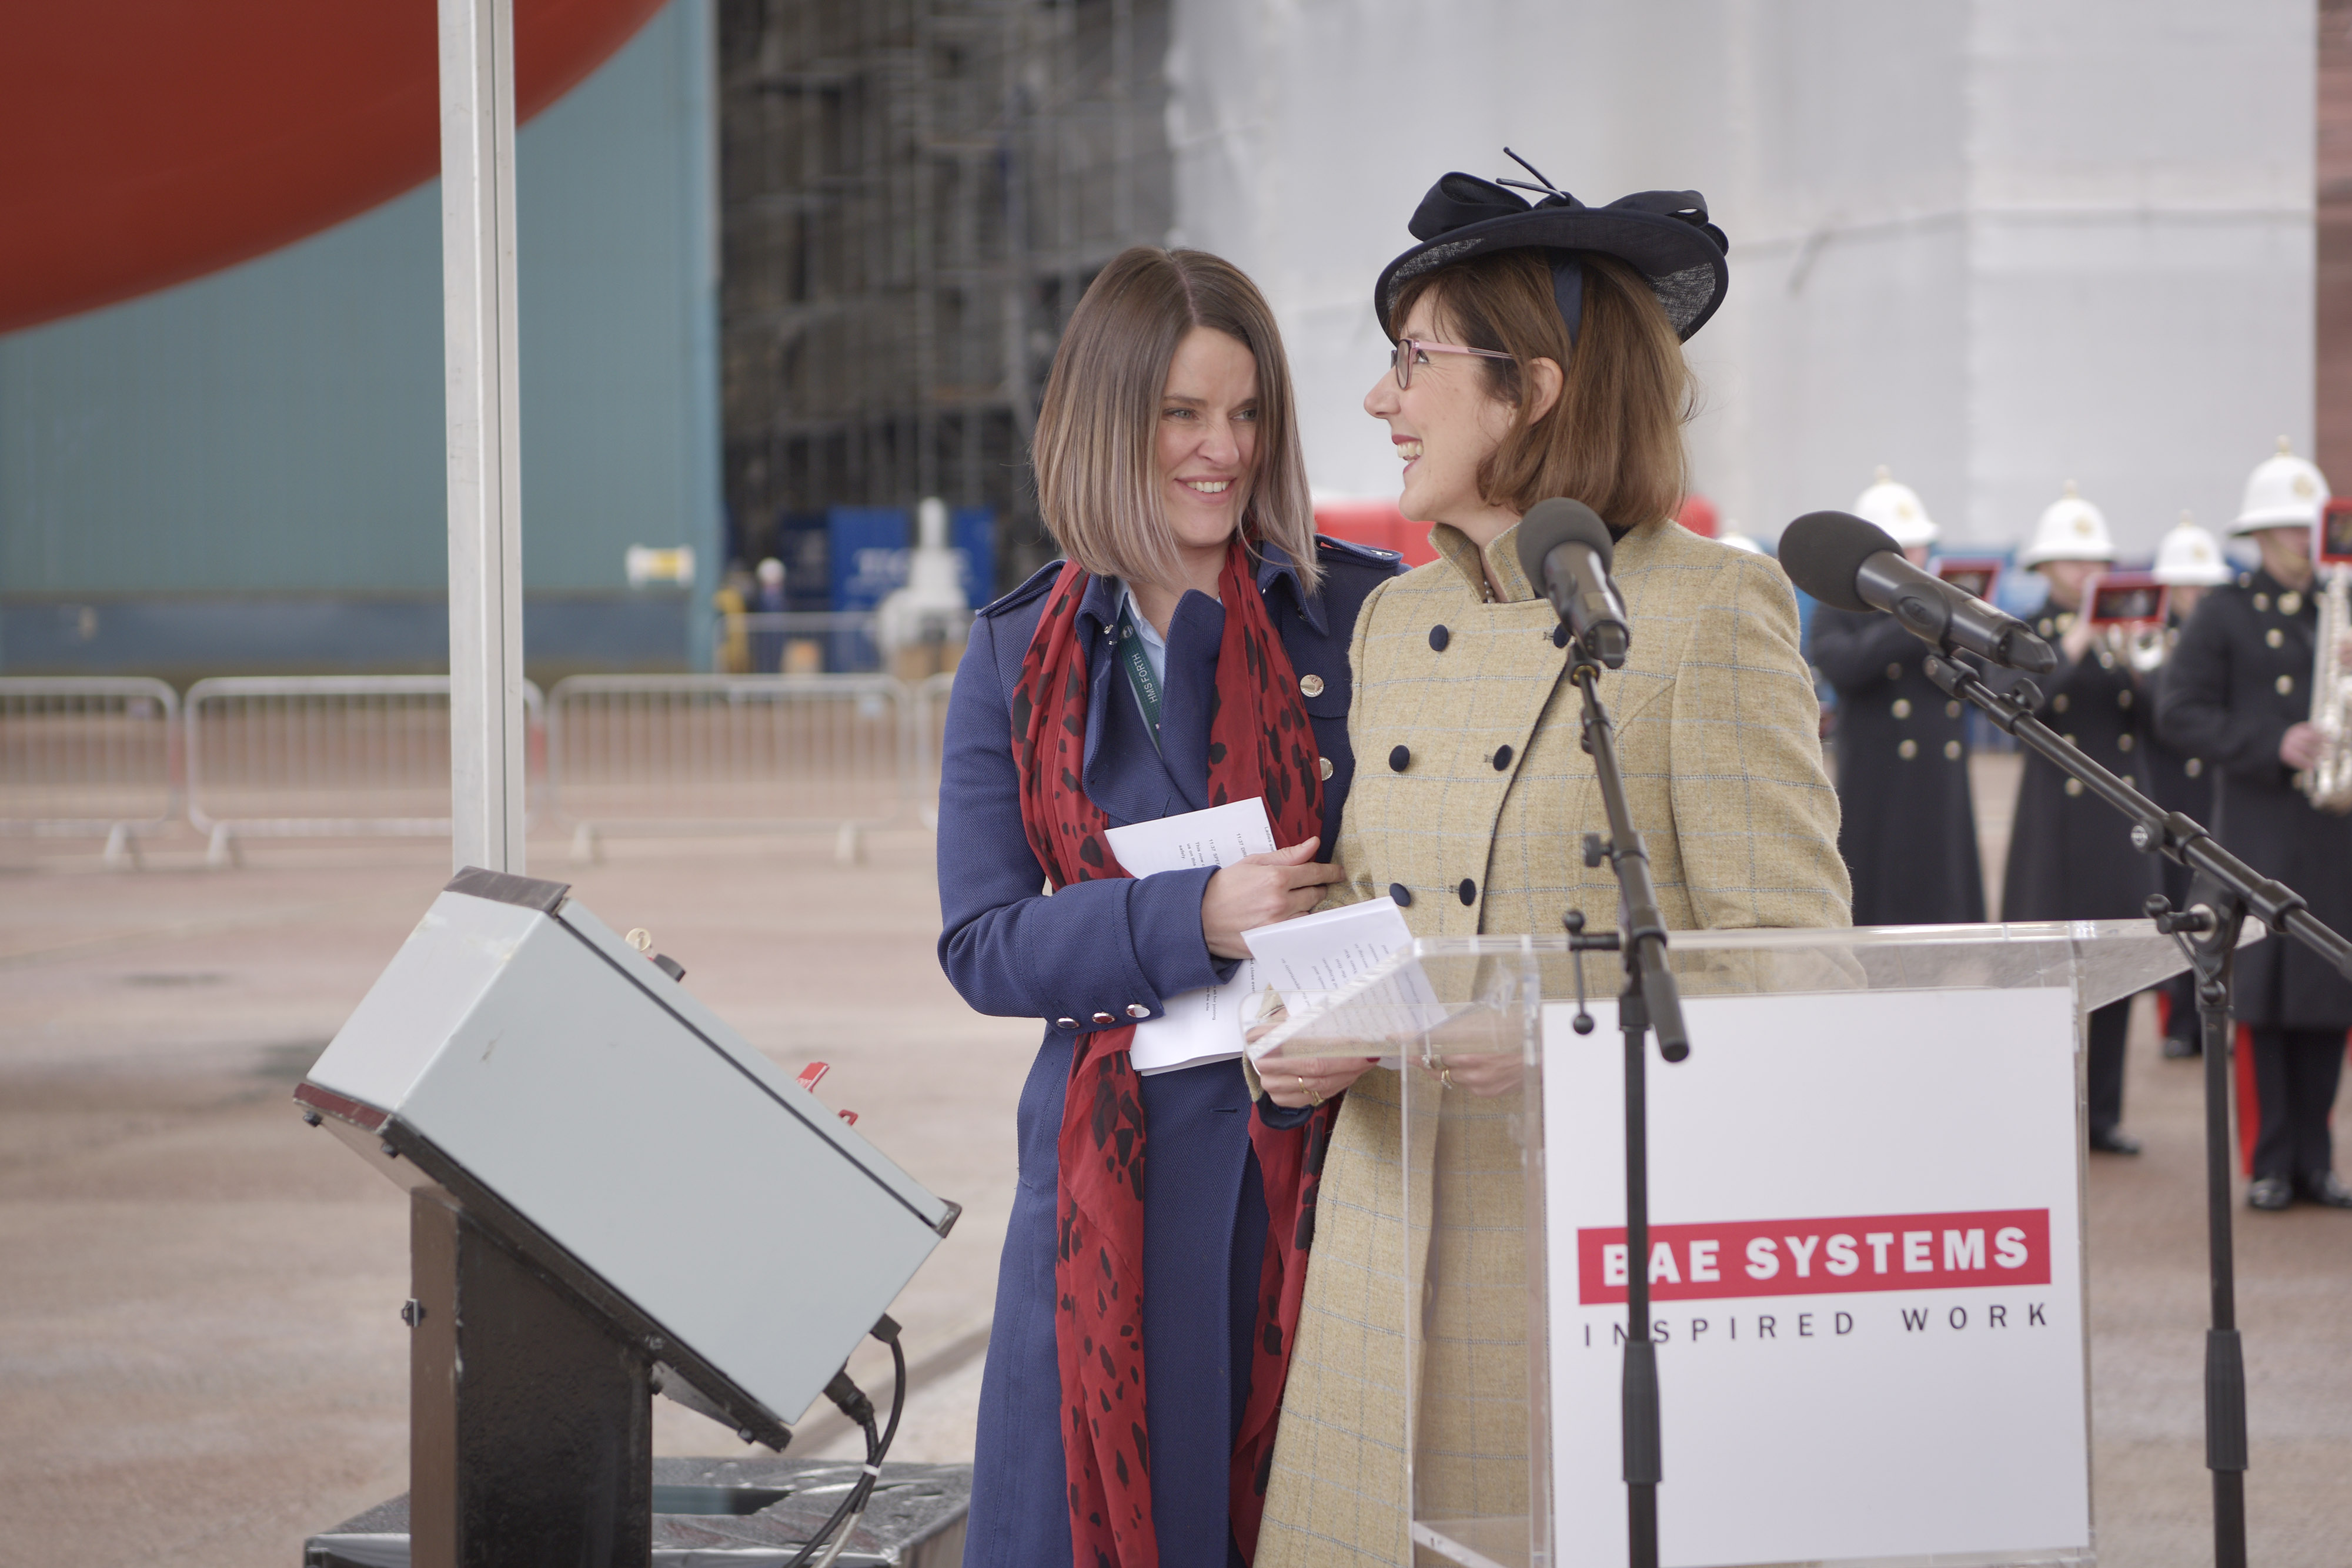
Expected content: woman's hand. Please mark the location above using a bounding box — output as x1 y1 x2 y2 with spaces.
1428 1052 1525 1098
1201 838 1342 960
1260 1053 1380 1109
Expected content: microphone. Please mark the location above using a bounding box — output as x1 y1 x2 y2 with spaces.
1515 497 1631 668
1779 510 2057 674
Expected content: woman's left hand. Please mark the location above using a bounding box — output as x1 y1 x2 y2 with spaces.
1261 1053 1380 1109
1427 1053 1524 1097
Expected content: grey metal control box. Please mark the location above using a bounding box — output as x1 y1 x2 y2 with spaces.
296 868 957 1447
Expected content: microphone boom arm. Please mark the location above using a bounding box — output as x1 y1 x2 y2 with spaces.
1925 649 2352 1568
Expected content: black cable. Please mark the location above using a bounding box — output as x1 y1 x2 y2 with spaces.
781 1316 906 1568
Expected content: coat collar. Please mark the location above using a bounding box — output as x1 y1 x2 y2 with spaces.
1430 516 1664 603
1431 521 1538 603
1255 540 1325 634
1074 540 1316 632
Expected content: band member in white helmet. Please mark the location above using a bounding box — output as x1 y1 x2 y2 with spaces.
2158 440 2352 1210
2003 481 2158 1155
1807 467 1984 924
2144 514 2231 1058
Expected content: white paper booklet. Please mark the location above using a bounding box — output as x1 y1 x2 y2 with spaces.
1239 896 1446 1056
1104 796 1275 877
1128 959 1274 1076
1111 797 1281 1076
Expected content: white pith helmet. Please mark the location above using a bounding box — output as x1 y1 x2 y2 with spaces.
2231 435 2330 535
2151 512 2230 587
2017 480 2117 567
1852 465 1939 549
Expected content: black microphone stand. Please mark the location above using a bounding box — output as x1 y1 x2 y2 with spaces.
1925 651 2352 1568
1558 643 1690 1568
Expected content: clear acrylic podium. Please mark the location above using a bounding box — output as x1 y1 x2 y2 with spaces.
1253 920 2220 1568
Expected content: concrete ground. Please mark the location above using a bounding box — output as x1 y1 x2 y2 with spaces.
3 781 2350 1565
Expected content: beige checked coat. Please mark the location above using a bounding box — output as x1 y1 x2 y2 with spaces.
1255 516 1851 1568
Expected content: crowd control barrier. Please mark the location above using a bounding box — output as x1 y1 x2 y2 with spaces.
185 676 544 864
546 673 919 862
0 677 181 865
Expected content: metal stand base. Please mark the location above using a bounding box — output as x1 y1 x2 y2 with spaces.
306 1459 974 1568
409 1188 654 1568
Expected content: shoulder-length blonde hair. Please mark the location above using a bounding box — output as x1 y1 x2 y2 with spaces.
1033 247 1320 593
1389 249 1693 532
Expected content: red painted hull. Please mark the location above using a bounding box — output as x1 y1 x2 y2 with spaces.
0 0 667 333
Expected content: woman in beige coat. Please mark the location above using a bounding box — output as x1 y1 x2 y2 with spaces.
1250 165 1851 1566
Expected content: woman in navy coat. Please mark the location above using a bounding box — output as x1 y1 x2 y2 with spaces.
936 248 1403 1568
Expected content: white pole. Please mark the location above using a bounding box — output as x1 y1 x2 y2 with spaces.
439 0 527 874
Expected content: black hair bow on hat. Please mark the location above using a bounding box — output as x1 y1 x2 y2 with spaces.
1375 151 1730 344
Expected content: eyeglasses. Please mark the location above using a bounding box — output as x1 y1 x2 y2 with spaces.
1389 337 1514 389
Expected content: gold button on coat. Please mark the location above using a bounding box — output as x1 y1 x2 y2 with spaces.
1299 673 1325 698
2278 674 2296 695
2118 733 2134 751
1946 700 1962 718
1317 755 1334 781
1892 698 1912 719
2052 694 2070 713
1127 1003 1150 1019
2255 594 2271 611
2066 778 2085 797
2186 758 2204 777
2267 628 2285 648
1945 740 1963 760
1886 663 1903 680
2283 591 2304 616
1897 738 1919 760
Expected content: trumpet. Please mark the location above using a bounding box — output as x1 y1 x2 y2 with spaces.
2300 563 2352 813
2100 620 2171 676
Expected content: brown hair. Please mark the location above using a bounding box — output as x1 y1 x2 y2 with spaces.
1389 249 1693 531
1033 247 1319 593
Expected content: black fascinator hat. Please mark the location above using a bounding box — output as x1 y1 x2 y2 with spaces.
1373 150 1729 345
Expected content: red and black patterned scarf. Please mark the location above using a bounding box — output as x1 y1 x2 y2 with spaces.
1010 537 1338 1567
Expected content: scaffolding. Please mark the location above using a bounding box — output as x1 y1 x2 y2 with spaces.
719 0 1172 596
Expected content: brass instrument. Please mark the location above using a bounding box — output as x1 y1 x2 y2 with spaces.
2090 574 2170 675
2103 620 2171 676
2300 563 2352 813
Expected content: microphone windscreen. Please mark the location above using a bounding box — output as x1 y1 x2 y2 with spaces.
1515 497 1613 587
1778 511 1901 613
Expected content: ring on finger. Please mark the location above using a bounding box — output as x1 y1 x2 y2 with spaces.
1307 1086 1324 1106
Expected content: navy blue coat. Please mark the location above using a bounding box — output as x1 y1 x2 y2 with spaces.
937 537 1402 1568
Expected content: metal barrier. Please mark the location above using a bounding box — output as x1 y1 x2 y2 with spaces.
546 674 915 861
184 676 544 860
0 677 181 864
716 609 973 678
717 610 881 675
910 671 957 830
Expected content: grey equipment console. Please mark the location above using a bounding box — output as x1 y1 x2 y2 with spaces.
296 867 958 1452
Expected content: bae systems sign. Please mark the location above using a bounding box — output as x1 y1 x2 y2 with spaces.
1542 987 2090 1567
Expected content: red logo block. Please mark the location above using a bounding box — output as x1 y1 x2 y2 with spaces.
1576 1209 2052 1305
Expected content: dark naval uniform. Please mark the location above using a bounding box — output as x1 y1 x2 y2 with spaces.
2143 613 2219 1053
2156 570 2352 1195
2002 608 2161 1146
1808 608 1985 924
